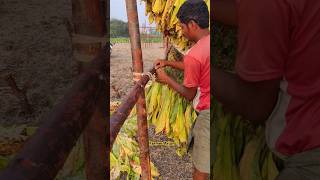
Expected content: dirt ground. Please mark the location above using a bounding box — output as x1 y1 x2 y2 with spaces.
110 43 193 179
0 0 75 125
110 43 163 101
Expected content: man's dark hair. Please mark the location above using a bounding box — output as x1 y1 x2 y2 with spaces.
177 0 209 29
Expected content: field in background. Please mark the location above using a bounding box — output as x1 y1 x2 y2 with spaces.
111 36 163 44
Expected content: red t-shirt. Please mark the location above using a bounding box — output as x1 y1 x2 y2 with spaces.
183 35 210 111
236 0 320 155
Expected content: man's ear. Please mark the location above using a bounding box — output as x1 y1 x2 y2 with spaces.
189 20 199 30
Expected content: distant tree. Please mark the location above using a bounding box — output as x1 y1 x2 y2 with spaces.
110 19 129 38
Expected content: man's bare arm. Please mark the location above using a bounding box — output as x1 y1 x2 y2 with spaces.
166 61 184 71
156 68 196 101
154 60 184 71
212 67 280 124
165 76 197 101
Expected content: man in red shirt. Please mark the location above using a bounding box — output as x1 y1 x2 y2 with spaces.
154 1 210 179
213 0 320 179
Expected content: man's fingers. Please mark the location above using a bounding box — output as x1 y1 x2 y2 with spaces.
156 67 163 73
154 61 161 69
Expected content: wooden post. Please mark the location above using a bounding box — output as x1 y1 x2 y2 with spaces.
110 68 156 146
125 0 152 179
71 0 106 73
71 0 108 179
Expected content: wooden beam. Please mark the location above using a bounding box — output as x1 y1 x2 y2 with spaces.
125 0 151 179
71 0 108 179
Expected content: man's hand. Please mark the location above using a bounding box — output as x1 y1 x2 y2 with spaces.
154 59 167 69
155 68 169 84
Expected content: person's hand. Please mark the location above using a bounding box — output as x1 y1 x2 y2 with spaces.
154 59 167 69
156 68 169 84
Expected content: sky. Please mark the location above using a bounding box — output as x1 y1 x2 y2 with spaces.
110 0 154 27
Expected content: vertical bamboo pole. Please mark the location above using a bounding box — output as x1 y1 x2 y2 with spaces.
71 0 106 72
71 0 108 179
125 0 152 179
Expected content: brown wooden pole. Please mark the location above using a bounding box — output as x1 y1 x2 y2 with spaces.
110 68 155 146
0 46 108 180
83 90 108 180
71 0 108 179
125 0 152 179
71 0 106 73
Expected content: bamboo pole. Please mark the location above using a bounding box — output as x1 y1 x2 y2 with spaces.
125 0 152 179
71 0 108 179
110 68 155 147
